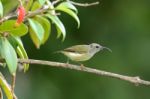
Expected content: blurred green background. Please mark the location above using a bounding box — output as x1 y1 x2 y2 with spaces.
1 0 150 99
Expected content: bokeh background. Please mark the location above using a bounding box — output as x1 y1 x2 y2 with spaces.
1 0 150 99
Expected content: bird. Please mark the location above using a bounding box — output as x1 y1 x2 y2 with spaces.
58 43 111 62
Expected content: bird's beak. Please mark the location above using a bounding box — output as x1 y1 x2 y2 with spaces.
102 46 112 52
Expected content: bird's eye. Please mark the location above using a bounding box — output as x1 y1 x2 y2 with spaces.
96 46 99 48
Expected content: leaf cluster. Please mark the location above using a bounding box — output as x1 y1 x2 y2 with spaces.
0 0 80 75
0 0 80 98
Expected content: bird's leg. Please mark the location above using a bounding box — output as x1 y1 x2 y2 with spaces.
66 58 70 67
80 64 85 70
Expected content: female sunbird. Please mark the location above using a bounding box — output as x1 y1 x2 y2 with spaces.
59 43 111 62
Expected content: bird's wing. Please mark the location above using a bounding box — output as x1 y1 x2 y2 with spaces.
63 45 89 54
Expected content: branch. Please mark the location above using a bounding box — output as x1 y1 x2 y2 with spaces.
16 59 150 86
0 3 52 24
69 1 99 7
0 73 17 99
0 0 99 24
0 13 16 24
0 87 3 99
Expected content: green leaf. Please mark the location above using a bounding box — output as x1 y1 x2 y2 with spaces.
28 18 44 48
7 36 18 51
56 25 62 39
57 2 78 13
16 37 29 72
38 0 46 6
56 6 80 28
0 20 28 37
46 14 66 40
31 1 41 11
0 0 3 18
0 73 13 99
0 38 17 75
7 36 29 72
34 15 51 44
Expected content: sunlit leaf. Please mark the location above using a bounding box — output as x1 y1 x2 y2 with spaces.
56 25 62 39
56 2 78 13
0 20 28 37
38 0 46 6
56 6 80 28
28 18 44 48
8 36 29 72
46 14 66 40
0 38 17 75
31 1 41 11
16 37 29 72
34 15 51 44
0 73 13 99
0 0 3 18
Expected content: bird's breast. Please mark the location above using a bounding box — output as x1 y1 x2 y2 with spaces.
63 52 92 61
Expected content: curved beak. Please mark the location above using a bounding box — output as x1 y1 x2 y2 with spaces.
102 46 112 52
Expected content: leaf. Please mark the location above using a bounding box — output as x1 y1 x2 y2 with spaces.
7 36 18 49
56 2 78 13
0 38 17 75
56 25 62 39
16 37 29 72
31 1 41 11
0 0 3 18
8 36 29 72
38 0 46 6
34 15 51 44
46 14 66 40
0 20 28 37
28 18 44 48
56 6 80 28
0 73 13 99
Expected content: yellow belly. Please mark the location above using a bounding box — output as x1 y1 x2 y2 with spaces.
63 52 92 61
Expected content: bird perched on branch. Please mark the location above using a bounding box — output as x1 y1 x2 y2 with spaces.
58 43 111 63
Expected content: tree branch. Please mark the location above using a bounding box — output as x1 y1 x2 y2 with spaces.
69 1 99 7
0 1 99 24
16 59 150 86
0 87 3 99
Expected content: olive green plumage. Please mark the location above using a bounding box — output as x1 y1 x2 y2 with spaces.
59 43 111 62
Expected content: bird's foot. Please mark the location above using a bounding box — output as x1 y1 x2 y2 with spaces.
65 61 69 67
80 64 85 70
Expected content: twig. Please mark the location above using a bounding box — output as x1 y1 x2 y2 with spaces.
0 73 17 99
25 6 49 19
0 2 49 24
0 13 16 24
11 74 16 99
0 0 99 24
16 59 150 86
0 4 53 24
0 63 3 67
52 0 61 5
0 87 3 99
69 1 99 7
18 0 23 6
